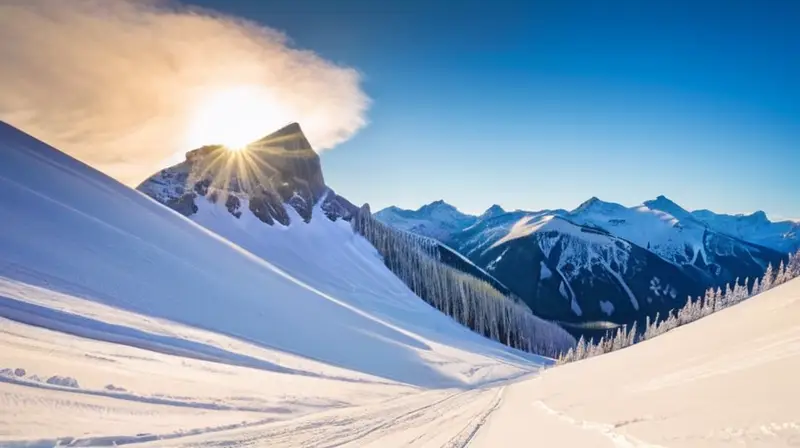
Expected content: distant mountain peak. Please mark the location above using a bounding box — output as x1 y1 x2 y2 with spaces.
643 195 691 219
645 195 679 207
419 200 460 213
571 196 619 215
746 210 769 221
374 200 478 243
480 204 506 219
572 196 598 212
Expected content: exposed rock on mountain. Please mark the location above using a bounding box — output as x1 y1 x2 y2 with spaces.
138 123 357 225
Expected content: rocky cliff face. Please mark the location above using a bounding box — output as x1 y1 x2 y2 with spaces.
138 122 358 225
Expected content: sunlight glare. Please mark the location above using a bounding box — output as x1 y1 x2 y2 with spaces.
186 86 286 151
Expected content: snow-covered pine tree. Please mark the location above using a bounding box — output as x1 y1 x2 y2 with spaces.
722 282 733 308
775 261 787 286
750 277 760 296
731 278 746 305
701 287 714 317
740 277 750 303
761 263 774 292
575 338 587 360
713 287 723 312
790 251 800 278
627 321 638 346
677 297 692 325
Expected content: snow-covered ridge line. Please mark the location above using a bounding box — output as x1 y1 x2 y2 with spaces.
378 196 788 330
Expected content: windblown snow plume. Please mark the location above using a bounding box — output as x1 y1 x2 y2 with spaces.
0 0 370 185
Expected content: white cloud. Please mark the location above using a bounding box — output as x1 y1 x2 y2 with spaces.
0 0 370 185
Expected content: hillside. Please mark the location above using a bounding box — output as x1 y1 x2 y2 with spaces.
473 277 800 447
0 121 545 444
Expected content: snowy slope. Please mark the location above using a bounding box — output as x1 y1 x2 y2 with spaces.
0 121 545 444
9 268 794 446
473 276 800 447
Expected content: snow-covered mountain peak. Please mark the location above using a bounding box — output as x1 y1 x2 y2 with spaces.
572 196 600 213
642 195 693 221
570 196 626 216
137 122 357 225
374 200 478 243
418 199 462 215
480 204 507 220
691 209 800 252
744 210 769 222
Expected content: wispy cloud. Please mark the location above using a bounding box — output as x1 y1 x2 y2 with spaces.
0 0 370 185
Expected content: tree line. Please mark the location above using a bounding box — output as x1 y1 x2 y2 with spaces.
352 209 575 358
557 251 800 364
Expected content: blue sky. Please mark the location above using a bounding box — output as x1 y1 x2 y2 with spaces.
189 0 799 219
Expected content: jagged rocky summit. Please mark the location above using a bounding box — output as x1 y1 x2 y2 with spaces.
138 122 358 225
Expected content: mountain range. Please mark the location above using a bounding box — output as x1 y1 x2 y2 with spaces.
137 122 794 334
377 197 796 329
136 120 794 336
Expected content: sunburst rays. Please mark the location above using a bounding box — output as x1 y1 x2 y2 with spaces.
187 128 316 203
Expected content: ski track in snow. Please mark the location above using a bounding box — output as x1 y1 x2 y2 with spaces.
532 400 664 448
136 386 508 447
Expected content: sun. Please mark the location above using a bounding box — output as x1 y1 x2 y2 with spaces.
186 85 286 151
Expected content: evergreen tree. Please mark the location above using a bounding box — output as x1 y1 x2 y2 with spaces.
702 287 715 316
790 251 800 278
713 287 723 312
775 261 785 285
762 263 774 292
627 321 638 346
